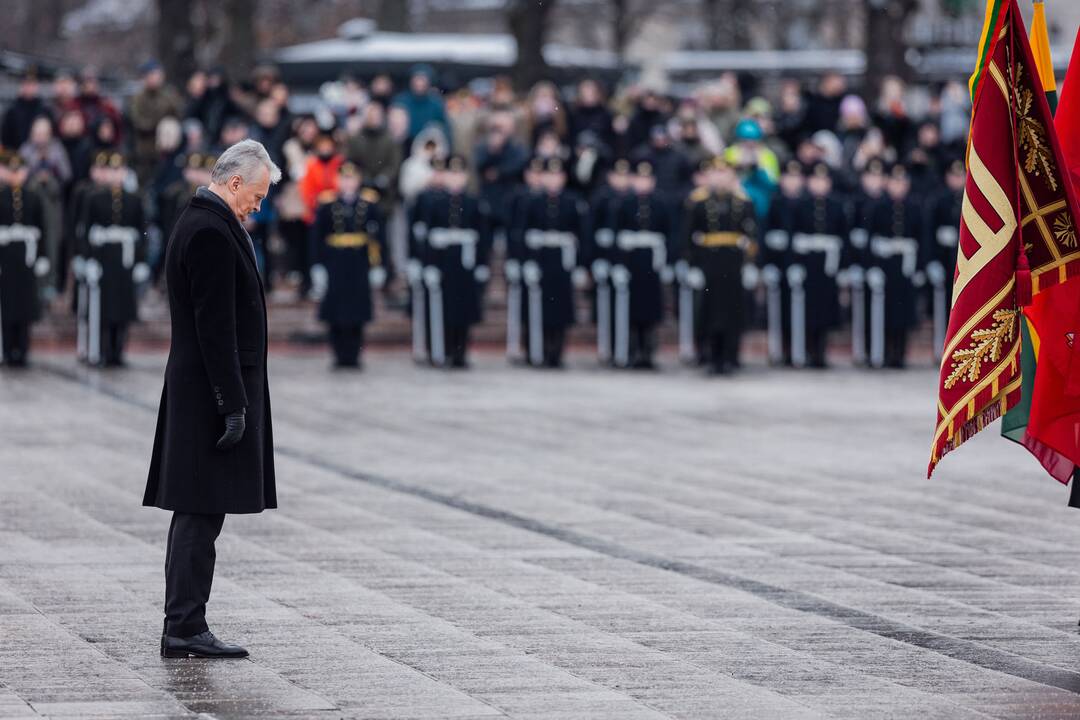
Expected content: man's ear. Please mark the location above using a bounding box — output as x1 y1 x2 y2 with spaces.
230 175 242 193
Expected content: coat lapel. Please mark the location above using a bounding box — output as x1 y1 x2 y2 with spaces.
190 195 264 293
191 194 266 302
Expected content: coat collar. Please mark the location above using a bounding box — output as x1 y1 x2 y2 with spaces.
189 191 259 272
187 192 265 302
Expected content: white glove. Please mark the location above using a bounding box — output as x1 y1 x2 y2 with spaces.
132 262 150 284
925 260 946 286
310 264 329 299
34 257 51 278
72 256 86 280
474 265 491 283
741 263 760 291
659 265 676 285
504 258 522 283
369 265 388 288
686 267 706 291
572 266 589 289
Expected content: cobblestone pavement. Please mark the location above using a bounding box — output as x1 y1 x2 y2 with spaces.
4 351 1080 719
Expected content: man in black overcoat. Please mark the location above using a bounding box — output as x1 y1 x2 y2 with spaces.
144 139 280 659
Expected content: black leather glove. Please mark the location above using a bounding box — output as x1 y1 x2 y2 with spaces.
216 408 246 450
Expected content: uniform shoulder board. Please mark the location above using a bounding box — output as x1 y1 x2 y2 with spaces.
689 187 710 204
360 188 381 204
318 189 338 204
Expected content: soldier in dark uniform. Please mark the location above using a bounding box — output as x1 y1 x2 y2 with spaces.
867 163 924 369
514 157 588 368
760 159 803 365
416 155 491 368
613 161 676 369
503 156 545 361
583 158 632 364
309 162 388 368
926 158 964 354
77 152 148 367
681 156 758 374
844 157 888 366
0 152 48 367
788 161 847 368
405 156 446 363
69 151 111 361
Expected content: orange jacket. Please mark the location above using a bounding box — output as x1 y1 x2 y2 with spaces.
298 154 343 223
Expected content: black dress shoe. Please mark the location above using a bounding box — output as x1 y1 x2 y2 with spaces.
161 630 248 659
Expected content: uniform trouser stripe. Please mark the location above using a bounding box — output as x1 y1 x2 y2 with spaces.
614 285 630 368
790 278 806 368
427 281 445 367
851 281 866 366
89 280 101 366
527 282 543 366
507 281 522 359
411 279 426 362
596 284 611 363
678 282 694 363
932 279 947 362
870 282 885 368
77 282 88 361
765 276 782 364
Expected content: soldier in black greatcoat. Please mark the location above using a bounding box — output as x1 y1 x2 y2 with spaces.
867 163 925 368
583 159 632 364
682 157 758 374
414 155 492 368
503 156 545 360
405 156 446 363
309 162 389 368
612 161 677 369
76 152 148 367
843 158 888 366
788 162 847 368
513 157 588 368
0 152 48 366
760 160 804 365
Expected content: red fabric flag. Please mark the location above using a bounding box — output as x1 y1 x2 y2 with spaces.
1023 24 1080 476
929 0 1080 477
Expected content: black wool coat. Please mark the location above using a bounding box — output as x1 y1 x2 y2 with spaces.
144 192 277 514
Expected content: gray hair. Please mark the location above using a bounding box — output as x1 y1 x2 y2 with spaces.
210 139 282 185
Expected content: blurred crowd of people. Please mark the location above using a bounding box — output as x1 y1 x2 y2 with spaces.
0 59 970 371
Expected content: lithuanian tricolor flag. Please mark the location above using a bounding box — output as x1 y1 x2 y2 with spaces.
929 0 1080 477
999 0 1076 483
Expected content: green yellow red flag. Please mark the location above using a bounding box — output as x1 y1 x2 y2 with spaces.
929 0 1080 477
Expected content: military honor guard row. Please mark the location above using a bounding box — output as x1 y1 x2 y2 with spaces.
0 148 960 373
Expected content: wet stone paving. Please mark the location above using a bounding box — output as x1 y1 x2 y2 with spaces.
4 350 1080 718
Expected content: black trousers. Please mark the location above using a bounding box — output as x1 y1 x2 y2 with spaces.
885 330 908 369
446 323 470 367
164 512 226 638
102 323 128 366
329 324 364 366
707 330 741 371
806 329 829 368
539 326 566 368
630 324 656 368
1 322 30 367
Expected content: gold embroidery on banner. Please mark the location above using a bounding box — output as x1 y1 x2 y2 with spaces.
944 309 1019 389
1053 213 1077 249
1012 64 1059 192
